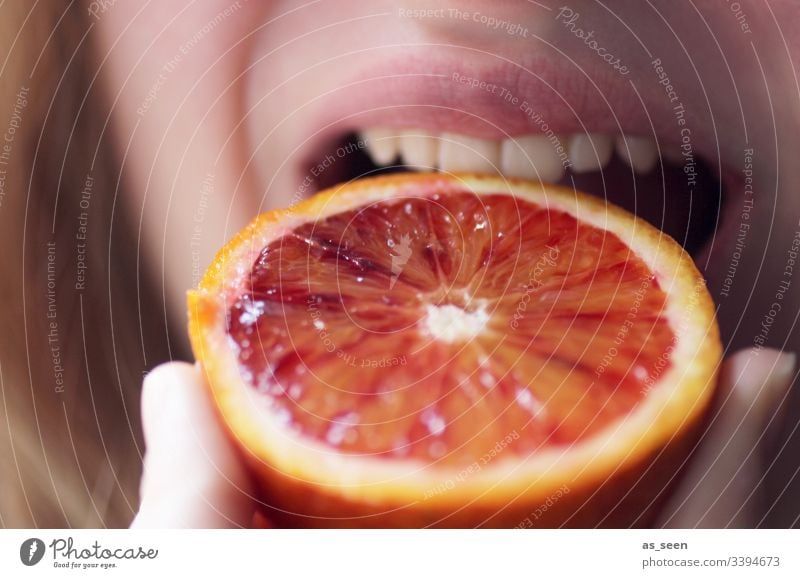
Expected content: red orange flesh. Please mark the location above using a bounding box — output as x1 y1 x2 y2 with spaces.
189 173 721 527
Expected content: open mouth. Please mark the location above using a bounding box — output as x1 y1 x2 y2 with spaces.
304 128 726 261
249 52 743 329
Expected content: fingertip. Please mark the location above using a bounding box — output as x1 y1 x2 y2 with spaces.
721 348 796 419
141 361 200 443
772 351 797 385
662 347 796 527
134 360 255 528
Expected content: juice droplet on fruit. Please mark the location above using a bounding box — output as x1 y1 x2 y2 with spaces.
516 388 544 417
420 408 447 436
479 371 496 389
326 411 359 446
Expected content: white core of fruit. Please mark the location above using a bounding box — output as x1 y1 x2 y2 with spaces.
422 303 489 344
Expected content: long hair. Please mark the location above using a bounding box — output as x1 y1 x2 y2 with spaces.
0 1 171 528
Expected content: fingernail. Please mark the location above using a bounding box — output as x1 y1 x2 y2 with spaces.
772 351 797 385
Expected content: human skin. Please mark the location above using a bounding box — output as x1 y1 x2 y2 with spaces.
90 1 800 526
93 1 800 342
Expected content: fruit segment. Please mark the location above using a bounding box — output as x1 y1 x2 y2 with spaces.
226 191 674 468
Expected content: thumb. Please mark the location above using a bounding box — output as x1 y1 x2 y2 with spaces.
662 347 796 528
131 361 256 528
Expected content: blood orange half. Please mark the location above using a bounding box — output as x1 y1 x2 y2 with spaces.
188 173 721 528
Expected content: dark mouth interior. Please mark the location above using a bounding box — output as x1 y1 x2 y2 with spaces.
310 132 724 258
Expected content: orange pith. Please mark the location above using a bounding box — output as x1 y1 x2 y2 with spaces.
189 173 721 527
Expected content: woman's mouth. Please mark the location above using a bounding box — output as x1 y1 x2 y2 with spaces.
278 53 735 270
243 47 745 338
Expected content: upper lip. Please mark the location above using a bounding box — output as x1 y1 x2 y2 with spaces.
300 49 722 176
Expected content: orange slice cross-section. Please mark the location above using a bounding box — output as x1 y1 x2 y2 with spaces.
189 173 721 528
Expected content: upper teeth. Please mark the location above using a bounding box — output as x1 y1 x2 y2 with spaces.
361 128 399 166
501 135 565 182
361 128 665 181
439 133 500 174
615 134 659 173
567 133 614 173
